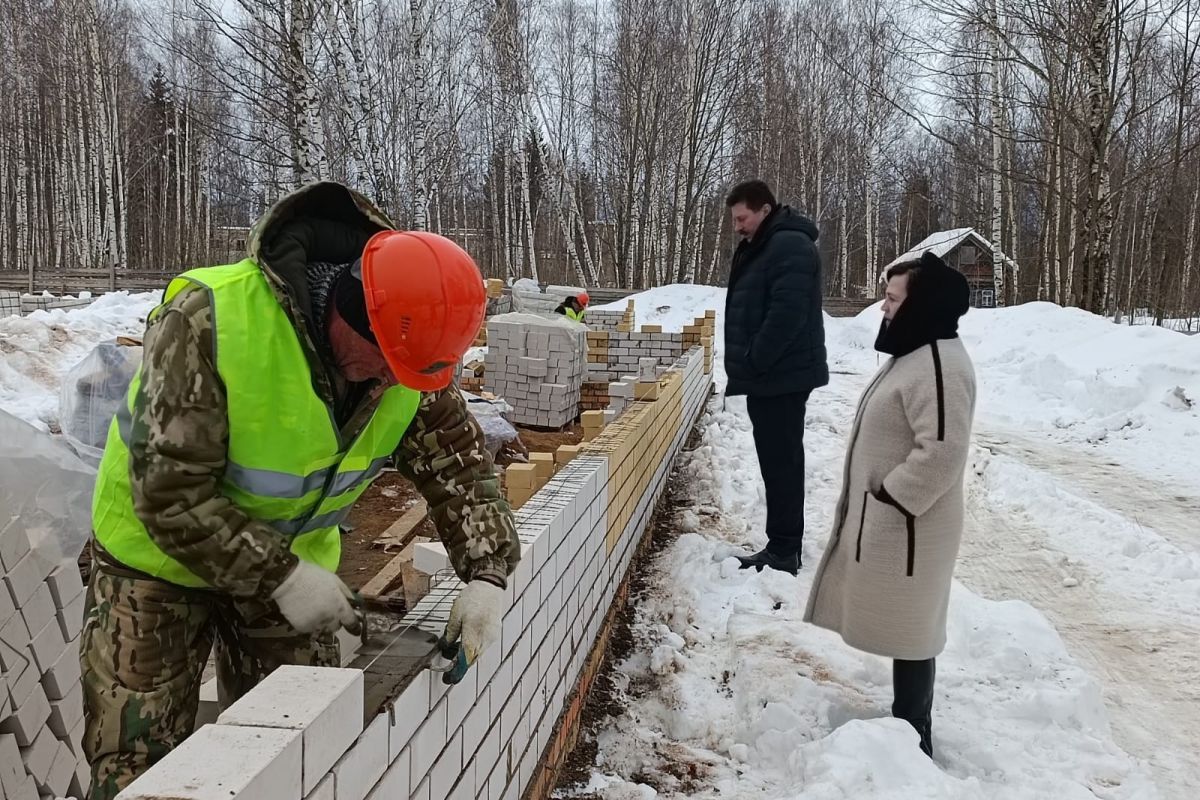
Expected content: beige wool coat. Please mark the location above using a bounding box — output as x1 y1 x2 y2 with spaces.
804 337 976 660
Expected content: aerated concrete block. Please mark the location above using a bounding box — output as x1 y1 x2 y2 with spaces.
42 645 82 701
217 666 363 796
46 562 83 609
57 587 87 641
0 522 30 574
115 724 303 800
46 680 83 737
413 542 451 576
0 681 50 746
330 713 389 800
0 733 25 797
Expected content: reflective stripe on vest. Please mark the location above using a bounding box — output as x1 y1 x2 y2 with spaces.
566 307 584 322
93 260 422 587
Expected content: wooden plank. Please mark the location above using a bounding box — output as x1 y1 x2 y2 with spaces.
359 502 428 598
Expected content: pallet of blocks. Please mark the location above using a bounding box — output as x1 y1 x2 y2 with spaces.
484 313 587 428
0 519 91 800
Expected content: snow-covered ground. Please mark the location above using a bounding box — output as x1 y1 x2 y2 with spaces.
580 285 1200 799
1 285 1197 798
0 292 157 429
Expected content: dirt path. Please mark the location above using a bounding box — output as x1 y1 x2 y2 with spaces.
957 429 1200 799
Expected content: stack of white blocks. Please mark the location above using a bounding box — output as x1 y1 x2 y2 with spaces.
585 332 685 384
509 291 563 317
484 314 586 428
0 292 20 319
118 347 712 800
0 524 90 800
19 296 95 315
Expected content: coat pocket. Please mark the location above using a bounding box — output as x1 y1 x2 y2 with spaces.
855 492 916 577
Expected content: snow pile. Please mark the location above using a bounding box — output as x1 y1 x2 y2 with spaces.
594 284 725 332
580 399 1157 799
574 287 1173 798
960 303 1200 440
0 292 157 429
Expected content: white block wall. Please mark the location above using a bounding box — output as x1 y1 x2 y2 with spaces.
586 331 686 383
118 348 712 800
582 310 625 332
0 526 89 800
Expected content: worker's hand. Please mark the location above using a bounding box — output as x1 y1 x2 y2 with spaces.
444 580 505 664
271 560 360 635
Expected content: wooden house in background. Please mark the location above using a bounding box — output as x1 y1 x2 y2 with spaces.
883 228 1018 308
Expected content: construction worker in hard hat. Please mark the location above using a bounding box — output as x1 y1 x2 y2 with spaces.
554 291 589 322
79 182 521 799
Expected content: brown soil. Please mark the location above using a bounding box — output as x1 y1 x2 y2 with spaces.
338 471 435 591
516 423 584 453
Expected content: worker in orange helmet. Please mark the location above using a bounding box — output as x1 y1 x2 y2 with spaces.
554 291 590 322
80 182 520 799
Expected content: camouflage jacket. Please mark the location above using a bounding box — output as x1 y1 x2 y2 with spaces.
108 182 519 598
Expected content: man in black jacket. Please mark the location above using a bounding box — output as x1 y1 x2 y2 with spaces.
724 180 828 575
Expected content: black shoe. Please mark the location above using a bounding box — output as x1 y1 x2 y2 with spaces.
736 547 800 575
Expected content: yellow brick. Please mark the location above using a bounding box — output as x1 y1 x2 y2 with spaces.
640 324 662 334
635 382 660 401
506 463 538 489
508 487 532 509
580 410 605 427
704 309 716 319
530 452 555 481
555 444 583 465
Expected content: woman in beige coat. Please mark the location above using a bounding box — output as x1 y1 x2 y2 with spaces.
804 251 976 758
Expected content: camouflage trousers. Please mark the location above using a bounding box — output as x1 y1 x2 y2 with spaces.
80 561 339 800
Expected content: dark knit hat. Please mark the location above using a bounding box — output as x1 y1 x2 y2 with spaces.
332 259 377 344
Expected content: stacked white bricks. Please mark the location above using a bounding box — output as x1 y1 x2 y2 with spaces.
0 292 20 319
19 295 96 315
484 313 586 428
0 522 90 799
510 290 563 317
118 345 712 800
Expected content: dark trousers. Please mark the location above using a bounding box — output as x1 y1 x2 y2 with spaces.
746 391 810 559
893 658 936 757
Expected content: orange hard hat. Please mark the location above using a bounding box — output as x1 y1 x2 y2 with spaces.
360 230 486 392
577 292 590 307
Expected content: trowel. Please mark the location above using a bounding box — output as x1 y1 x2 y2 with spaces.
353 593 470 685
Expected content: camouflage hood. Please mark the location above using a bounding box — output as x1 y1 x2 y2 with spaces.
246 181 394 349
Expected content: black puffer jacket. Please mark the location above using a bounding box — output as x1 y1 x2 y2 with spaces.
724 206 829 397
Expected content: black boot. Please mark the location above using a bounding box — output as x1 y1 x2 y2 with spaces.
736 547 800 575
893 658 935 758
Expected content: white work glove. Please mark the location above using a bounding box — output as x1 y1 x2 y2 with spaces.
271 560 360 635
444 580 505 664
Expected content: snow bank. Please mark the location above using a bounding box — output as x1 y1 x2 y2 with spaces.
0 291 157 429
580 401 1157 799
819 300 1200 487
579 288 1169 798
961 303 1200 438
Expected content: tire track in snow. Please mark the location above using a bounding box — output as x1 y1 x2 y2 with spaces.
957 431 1200 799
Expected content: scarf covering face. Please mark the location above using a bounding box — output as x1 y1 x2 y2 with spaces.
309 258 377 345
875 251 971 358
